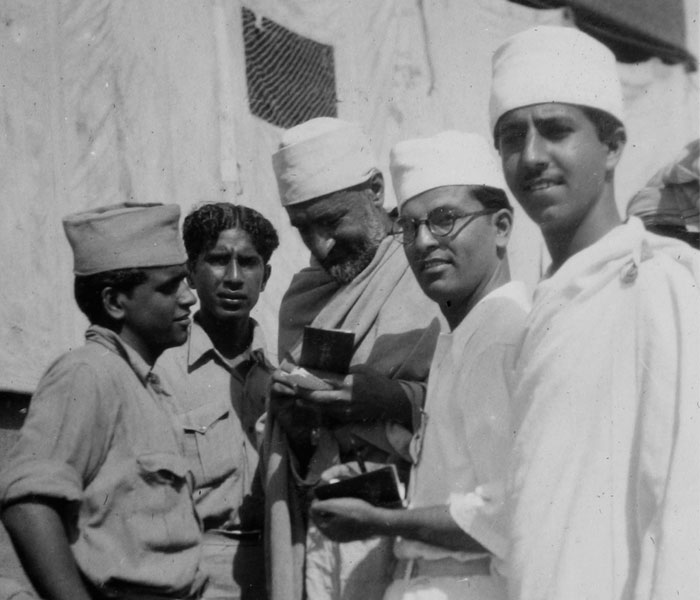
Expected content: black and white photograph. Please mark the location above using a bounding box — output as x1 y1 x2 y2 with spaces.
0 2 698 599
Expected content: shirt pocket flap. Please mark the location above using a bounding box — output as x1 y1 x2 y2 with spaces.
137 452 190 482
179 401 230 435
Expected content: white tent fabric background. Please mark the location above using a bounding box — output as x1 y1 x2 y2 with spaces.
0 0 697 392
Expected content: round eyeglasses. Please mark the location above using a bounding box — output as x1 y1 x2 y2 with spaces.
392 207 498 245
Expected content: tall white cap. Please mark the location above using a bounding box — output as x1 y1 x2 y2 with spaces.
489 26 624 135
272 117 377 206
390 131 507 208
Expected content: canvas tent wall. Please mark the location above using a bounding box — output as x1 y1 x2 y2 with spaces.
0 0 698 393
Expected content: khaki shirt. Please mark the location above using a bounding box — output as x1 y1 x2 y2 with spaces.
157 318 272 531
0 326 205 597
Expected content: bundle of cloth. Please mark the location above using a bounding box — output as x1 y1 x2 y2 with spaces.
627 138 699 247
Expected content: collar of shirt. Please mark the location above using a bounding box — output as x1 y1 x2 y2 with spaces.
187 314 268 374
539 217 657 283
85 324 169 394
443 281 530 339
429 281 530 373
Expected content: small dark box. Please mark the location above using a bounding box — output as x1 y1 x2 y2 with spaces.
300 327 355 374
313 465 404 508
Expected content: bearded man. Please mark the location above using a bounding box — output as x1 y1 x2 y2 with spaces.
263 118 440 600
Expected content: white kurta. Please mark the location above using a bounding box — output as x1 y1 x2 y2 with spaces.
389 282 530 599
507 218 700 600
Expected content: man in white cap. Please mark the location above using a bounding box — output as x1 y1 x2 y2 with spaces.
265 118 441 600
0 203 206 600
490 26 700 600
308 130 530 600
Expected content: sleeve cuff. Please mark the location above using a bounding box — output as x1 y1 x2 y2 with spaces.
0 456 83 506
0 577 38 600
397 380 427 433
448 482 508 559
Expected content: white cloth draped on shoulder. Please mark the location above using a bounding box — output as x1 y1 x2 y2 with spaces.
507 218 700 600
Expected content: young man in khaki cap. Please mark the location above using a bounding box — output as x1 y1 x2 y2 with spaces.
490 26 700 600
0 203 205 600
309 131 530 600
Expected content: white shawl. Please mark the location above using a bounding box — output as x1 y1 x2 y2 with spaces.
507 218 700 600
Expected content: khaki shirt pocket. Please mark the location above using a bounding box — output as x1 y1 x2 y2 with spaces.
131 453 201 564
179 400 242 490
77 452 201 590
137 452 191 490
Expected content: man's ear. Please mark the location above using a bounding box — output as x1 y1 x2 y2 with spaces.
101 286 126 322
367 171 384 208
605 126 626 171
261 264 271 292
493 208 513 250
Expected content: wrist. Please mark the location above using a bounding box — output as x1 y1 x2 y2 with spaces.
376 388 413 429
370 505 402 537
352 375 413 427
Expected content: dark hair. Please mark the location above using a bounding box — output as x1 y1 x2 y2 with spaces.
472 185 512 212
579 106 626 145
183 203 280 265
74 268 148 327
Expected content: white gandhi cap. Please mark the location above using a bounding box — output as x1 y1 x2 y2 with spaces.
272 117 378 207
390 130 508 208
489 25 625 135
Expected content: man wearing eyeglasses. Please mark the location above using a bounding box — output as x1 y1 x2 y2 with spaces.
265 118 441 600
309 131 531 600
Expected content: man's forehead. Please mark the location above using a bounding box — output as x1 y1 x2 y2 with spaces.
286 192 351 222
401 185 480 216
146 263 188 282
207 227 256 249
499 102 585 126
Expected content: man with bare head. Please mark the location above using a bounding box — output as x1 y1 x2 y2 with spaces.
158 202 280 599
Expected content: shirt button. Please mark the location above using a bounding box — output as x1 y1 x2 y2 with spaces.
198 426 208 433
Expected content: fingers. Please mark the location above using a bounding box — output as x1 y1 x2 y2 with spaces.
309 497 355 518
270 370 297 397
271 368 361 423
296 387 351 421
298 400 355 423
309 499 340 530
320 462 364 482
309 498 328 516
309 504 336 535
272 369 347 399
299 388 348 404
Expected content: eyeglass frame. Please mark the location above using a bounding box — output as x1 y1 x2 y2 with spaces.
392 206 500 245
